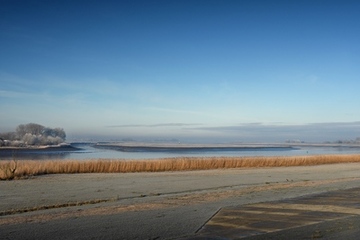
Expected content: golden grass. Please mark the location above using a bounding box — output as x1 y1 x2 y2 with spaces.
1 154 360 180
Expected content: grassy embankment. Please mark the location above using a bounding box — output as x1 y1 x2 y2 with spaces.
1 154 360 180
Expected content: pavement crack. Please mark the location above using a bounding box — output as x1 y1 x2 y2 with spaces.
0 198 116 217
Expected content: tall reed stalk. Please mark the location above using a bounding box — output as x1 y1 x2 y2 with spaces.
1 154 360 180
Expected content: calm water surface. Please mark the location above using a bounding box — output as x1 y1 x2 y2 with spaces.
1 143 360 161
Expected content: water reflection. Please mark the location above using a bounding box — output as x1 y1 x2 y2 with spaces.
0 148 75 160
1 143 360 161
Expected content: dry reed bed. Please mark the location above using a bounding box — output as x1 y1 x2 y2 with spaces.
1 154 360 180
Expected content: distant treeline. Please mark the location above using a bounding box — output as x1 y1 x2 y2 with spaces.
0 123 66 147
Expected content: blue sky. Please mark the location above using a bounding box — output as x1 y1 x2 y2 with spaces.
1 0 360 142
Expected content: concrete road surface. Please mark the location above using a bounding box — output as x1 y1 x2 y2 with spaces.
1 163 360 239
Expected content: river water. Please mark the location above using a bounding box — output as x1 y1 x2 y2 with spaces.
1 143 360 161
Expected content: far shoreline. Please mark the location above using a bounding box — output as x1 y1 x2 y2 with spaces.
94 141 360 152
2 141 360 151
0 144 79 152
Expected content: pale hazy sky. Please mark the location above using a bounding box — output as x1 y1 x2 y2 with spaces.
1 0 360 142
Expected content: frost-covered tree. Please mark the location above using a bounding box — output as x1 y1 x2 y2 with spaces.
0 132 17 141
1 123 67 146
16 123 45 137
53 128 66 140
22 133 41 145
